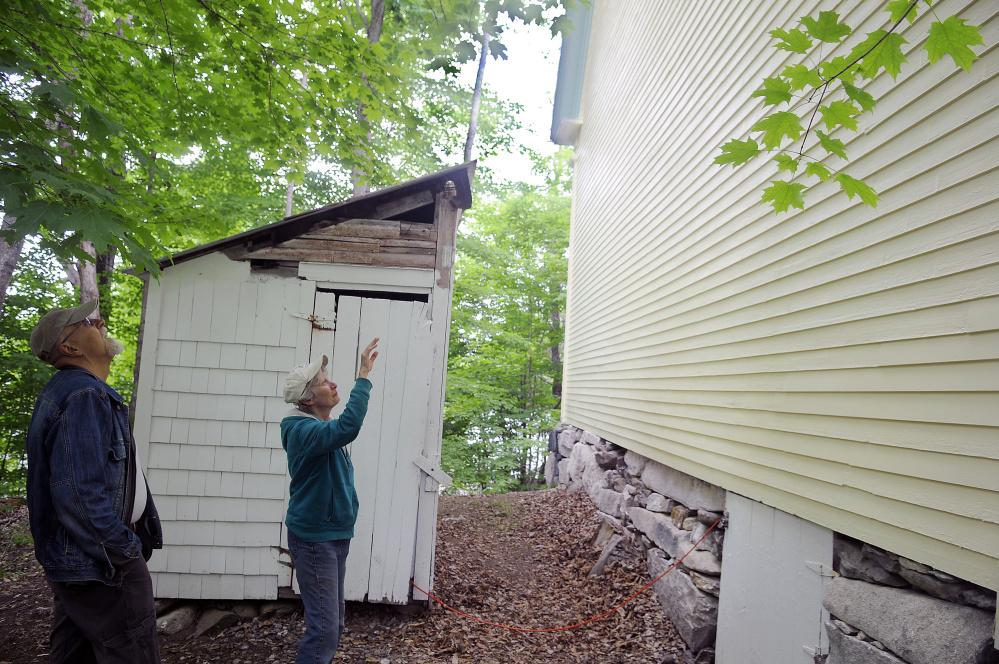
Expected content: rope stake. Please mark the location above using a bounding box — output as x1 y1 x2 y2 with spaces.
410 519 721 633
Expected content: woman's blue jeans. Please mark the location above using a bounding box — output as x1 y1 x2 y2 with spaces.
287 531 351 664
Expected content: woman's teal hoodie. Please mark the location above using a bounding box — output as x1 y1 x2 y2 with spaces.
281 378 371 542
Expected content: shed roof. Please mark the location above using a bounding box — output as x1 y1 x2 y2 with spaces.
151 162 475 271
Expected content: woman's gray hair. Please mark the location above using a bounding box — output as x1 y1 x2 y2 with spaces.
297 371 325 412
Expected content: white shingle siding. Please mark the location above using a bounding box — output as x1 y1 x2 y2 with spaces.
565 0 999 589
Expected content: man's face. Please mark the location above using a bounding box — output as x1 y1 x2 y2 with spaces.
310 370 340 409
59 316 124 360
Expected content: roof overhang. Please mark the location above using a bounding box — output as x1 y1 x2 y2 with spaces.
142 162 475 273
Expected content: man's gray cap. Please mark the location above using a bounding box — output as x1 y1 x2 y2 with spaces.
30 299 98 363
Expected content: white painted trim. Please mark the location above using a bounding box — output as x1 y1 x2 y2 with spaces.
298 262 434 294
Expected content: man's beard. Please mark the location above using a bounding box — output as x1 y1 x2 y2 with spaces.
104 336 125 358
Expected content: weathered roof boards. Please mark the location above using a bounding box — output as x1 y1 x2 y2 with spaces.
132 163 474 602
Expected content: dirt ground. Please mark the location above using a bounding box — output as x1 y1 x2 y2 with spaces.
0 489 685 663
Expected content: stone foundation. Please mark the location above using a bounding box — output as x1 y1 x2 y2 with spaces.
550 423 998 664
549 424 724 663
824 535 997 664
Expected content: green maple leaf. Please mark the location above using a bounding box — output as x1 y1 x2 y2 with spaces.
762 180 807 213
841 82 877 112
752 77 793 107
925 17 984 72
752 112 804 150
818 100 861 131
851 31 908 80
820 56 859 85
816 130 848 160
773 154 800 174
835 173 879 207
886 0 919 25
770 28 813 54
714 138 760 167
805 162 832 182
782 64 823 91
800 11 852 43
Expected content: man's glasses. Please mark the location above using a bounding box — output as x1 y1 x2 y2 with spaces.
57 317 95 347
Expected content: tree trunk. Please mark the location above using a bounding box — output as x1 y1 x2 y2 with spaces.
96 246 116 320
0 215 25 315
351 0 386 198
78 241 99 307
464 26 491 163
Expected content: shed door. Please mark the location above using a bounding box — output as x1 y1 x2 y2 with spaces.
296 291 434 604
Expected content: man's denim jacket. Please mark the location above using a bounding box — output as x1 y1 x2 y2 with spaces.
26 366 162 585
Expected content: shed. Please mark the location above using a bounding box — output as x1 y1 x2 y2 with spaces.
131 163 474 603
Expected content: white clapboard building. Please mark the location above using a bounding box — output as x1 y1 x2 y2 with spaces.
131 164 473 603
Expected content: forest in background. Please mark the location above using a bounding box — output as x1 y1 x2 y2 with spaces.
0 0 574 496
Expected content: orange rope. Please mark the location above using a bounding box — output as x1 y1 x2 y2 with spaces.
410 519 721 633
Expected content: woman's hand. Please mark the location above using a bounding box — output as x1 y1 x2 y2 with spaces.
358 338 379 379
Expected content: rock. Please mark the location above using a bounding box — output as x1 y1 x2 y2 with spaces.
691 521 725 559
582 466 612 503
544 452 556 486
671 505 691 528
823 578 997 664
157 604 198 636
155 598 182 616
624 450 647 476
826 621 907 664
233 601 260 620
831 619 858 636
557 459 569 485
567 441 595 484
579 431 601 447
648 549 718 652
588 534 624 577
835 539 907 587
898 567 998 611
193 608 239 639
557 431 575 457
260 601 299 618
897 556 932 574
689 572 720 597
609 474 629 492
696 510 723 527
681 550 722 576
628 507 698 561
693 648 715 664
595 450 623 470
591 487 629 519
595 510 623 531
859 544 903 575
681 517 699 531
646 493 670 513
592 519 617 548
641 461 725 512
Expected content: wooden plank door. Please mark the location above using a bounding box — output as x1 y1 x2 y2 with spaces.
306 293 432 603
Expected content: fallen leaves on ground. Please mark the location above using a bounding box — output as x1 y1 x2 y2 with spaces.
0 489 684 663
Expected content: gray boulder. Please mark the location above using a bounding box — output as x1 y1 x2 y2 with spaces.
557 430 576 457
193 608 239 639
648 549 717 652
624 450 647 476
823 577 997 664
156 603 198 636
835 538 907 587
898 567 997 611
641 461 724 512
566 441 595 484
826 621 907 664
628 507 696 560
591 487 629 519
646 493 670 513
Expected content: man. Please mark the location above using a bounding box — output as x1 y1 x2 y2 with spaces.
26 298 163 663
281 338 379 664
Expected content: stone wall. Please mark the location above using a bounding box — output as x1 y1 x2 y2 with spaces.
824 535 997 664
548 424 724 664
550 423 998 664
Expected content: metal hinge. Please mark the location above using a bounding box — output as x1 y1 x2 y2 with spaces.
805 561 839 577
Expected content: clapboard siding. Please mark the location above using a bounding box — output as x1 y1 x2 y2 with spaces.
564 0 999 588
134 252 313 599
